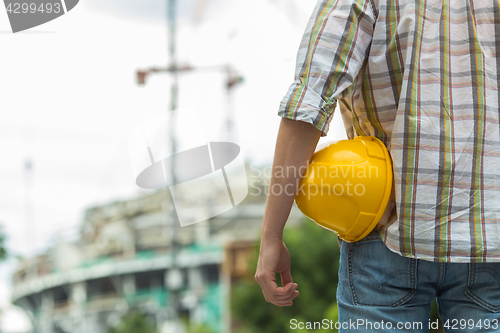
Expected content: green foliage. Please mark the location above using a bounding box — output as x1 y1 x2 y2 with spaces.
107 310 157 333
231 219 340 333
184 323 217 333
0 225 8 261
430 299 445 332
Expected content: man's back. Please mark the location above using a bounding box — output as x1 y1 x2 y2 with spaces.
279 0 500 262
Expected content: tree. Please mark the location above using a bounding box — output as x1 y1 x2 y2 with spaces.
107 310 157 333
0 224 8 261
183 323 216 333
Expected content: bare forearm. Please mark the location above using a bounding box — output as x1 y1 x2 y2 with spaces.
261 118 322 241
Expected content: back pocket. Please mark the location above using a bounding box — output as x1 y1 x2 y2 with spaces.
348 236 417 307
465 262 500 313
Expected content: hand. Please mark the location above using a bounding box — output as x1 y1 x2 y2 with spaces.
254 239 299 306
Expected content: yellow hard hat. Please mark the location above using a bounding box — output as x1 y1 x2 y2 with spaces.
295 136 393 242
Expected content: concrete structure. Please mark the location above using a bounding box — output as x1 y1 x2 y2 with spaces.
11 166 303 333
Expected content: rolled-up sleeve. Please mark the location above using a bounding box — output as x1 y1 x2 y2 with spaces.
278 0 377 136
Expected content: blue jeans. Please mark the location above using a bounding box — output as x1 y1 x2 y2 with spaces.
337 231 500 332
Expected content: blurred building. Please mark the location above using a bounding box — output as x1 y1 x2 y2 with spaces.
11 166 303 333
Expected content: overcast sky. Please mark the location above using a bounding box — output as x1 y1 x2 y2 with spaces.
0 0 347 330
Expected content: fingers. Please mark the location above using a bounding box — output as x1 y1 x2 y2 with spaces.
274 282 298 300
277 262 296 303
272 286 299 306
280 266 293 288
255 272 300 306
255 271 278 300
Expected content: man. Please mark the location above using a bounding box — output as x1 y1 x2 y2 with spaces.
255 0 500 331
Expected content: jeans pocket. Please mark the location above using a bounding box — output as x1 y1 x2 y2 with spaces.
465 262 500 313
347 235 417 307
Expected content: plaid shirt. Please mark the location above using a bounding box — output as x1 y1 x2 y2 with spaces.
279 0 500 262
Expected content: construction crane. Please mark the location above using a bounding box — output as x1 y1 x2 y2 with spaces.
135 1 242 332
